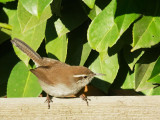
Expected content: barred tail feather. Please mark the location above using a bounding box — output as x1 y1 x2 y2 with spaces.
11 38 43 66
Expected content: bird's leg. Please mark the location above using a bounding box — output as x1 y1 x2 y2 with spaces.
45 94 53 109
80 94 91 106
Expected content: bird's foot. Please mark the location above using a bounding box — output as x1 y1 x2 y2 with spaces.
45 94 53 109
80 94 91 106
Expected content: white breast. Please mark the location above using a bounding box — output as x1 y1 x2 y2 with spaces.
38 80 81 97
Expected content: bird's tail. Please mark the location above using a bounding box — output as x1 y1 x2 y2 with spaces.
11 38 43 66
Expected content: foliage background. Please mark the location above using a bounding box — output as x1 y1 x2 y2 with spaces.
1 0 160 97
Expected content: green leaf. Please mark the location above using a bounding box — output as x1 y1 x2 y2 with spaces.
0 0 15 3
132 16 160 51
88 0 140 52
140 87 160 95
135 63 155 91
54 18 69 37
0 23 12 30
3 7 17 26
150 87 160 95
121 71 135 89
80 43 91 66
17 1 52 33
88 0 117 52
12 11 47 65
148 56 160 83
45 17 68 62
123 46 144 70
20 0 53 17
89 52 119 93
46 34 68 62
134 46 160 92
88 5 102 20
82 0 96 9
7 61 42 97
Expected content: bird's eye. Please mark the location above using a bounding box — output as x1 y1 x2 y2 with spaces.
84 76 88 79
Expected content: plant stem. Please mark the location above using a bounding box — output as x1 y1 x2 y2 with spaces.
0 23 12 30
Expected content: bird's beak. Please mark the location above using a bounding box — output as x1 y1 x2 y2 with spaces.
94 73 106 76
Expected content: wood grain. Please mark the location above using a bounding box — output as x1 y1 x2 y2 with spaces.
0 96 160 120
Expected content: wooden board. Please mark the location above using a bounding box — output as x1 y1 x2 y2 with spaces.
0 96 160 120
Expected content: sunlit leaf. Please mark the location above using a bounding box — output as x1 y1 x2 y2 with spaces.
54 18 69 37
88 0 139 52
80 43 91 66
132 16 160 51
88 5 102 20
89 52 119 93
148 56 160 83
82 0 96 9
12 12 46 65
0 0 15 3
46 34 68 62
135 63 155 91
7 61 42 97
17 1 52 33
20 0 53 17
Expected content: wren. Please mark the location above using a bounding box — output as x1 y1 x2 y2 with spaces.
11 38 104 109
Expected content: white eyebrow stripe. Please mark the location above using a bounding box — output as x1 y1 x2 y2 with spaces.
73 74 87 77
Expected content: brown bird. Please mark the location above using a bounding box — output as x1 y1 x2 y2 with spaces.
11 38 104 109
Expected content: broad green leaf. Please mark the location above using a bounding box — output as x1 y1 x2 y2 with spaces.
3 7 17 26
135 63 155 91
45 17 68 62
88 0 140 52
150 87 160 95
132 16 160 51
0 0 14 3
88 5 102 20
80 43 91 66
20 0 53 17
82 0 96 9
12 12 46 65
46 34 68 62
121 71 135 89
148 56 160 83
89 52 119 93
123 46 144 70
114 0 140 35
140 87 160 95
7 61 42 97
54 18 69 37
88 0 117 52
134 46 160 92
17 1 52 33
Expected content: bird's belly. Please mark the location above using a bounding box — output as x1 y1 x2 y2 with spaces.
38 80 81 97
